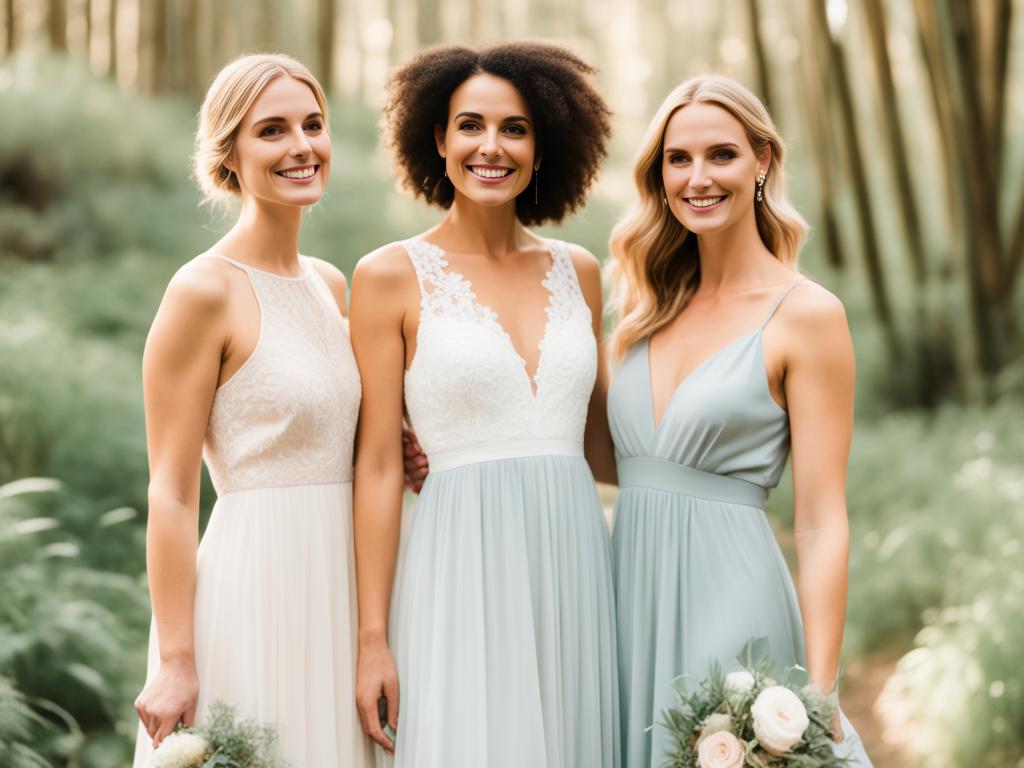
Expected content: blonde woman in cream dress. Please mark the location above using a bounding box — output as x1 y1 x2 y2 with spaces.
132 54 371 768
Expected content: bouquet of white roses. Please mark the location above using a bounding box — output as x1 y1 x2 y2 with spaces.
148 701 288 768
661 638 850 768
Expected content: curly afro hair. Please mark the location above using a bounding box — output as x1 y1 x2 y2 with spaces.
381 42 612 226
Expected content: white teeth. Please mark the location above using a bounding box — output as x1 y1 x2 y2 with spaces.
280 167 316 179
471 167 512 179
688 196 724 208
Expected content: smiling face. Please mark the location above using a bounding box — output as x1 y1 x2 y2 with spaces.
434 72 538 208
661 102 768 236
227 75 330 208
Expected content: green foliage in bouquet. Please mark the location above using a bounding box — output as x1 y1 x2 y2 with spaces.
149 701 287 768
661 638 849 768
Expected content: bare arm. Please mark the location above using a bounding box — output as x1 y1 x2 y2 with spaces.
571 245 617 485
135 260 229 747
783 285 854 737
350 245 413 753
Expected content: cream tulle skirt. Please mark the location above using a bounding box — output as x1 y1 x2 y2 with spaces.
133 482 372 768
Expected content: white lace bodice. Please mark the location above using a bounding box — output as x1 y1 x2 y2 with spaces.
202 255 361 493
402 238 596 458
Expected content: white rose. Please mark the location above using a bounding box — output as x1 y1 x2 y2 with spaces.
699 712 733 742
149 732 210 768
697 729 745 768
751 685 809 755
724 670 755 696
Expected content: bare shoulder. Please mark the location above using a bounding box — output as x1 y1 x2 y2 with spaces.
778 280 848 331
308 256 348 292
563 242 602 280
775 281 852 365
162 257 236 318
307 256 349 310
562 241 602 296
352 241 417 291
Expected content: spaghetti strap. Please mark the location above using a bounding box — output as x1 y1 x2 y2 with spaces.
759 278 806 329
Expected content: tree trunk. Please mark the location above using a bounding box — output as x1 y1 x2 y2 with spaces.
861 0 927 286
317 0 334 92
745 0 773 113
4 0 15 57
107 0 117 78
794 1 844 270
811 0 901 359
48 0 67 50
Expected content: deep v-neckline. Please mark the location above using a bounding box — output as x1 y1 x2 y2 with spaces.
646 330 759 432
416 237 557 398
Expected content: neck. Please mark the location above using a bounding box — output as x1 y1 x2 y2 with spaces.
220 196 305 273
695 210 778 292
432 194 530 259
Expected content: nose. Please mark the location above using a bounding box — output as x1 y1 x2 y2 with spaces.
479 127 502 158
689 159 712 191
289 127 312 157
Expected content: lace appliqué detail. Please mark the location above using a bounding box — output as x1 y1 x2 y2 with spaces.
402 238 596 458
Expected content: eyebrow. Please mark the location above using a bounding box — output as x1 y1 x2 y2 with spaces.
453 111 531 123
251 112 324 128
664 142 741 154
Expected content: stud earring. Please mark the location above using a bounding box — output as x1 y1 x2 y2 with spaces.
756 170 766 202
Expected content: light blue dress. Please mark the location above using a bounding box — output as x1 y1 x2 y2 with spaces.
385 238 619 768
608 281 872 768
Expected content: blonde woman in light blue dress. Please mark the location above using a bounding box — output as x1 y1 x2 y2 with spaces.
606 76 872 768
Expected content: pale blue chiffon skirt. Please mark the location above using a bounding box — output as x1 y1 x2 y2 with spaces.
612 485 872 768
386 452 620 768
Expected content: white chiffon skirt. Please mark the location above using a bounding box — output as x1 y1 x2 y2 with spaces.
133 482 372 768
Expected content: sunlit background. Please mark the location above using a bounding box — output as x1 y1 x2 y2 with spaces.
1 0 1022 766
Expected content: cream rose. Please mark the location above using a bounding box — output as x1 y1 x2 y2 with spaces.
697 729 745 768
751 685 809 755
149 731 210 768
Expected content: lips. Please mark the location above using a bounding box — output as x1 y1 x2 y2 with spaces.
684 194 726 210
276 164 319 180
468 165 514 180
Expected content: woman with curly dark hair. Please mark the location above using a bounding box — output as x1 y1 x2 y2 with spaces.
349 42 619 767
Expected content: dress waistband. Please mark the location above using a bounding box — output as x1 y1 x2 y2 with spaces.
617 457 768 508
430 439 584 472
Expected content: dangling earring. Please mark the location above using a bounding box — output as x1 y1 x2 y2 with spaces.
662 195 668 207
534 170 539 205
756 170 766 202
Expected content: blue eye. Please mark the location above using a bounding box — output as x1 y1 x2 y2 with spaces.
712 149 736 161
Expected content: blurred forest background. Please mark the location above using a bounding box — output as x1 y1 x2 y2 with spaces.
0 0 1022 766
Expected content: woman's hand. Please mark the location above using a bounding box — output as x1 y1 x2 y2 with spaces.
831 710 844 743
356 641 400 754
134 657 199 747
402 428 429 493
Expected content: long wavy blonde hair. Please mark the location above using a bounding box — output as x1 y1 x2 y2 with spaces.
607 75 808 359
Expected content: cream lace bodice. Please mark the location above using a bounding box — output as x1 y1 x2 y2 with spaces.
402 238 596 458
202 255 361 493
